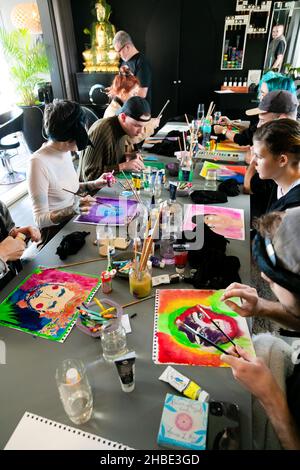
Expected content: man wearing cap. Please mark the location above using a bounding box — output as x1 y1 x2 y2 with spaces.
215 90 299 146
221 207 300 449
79 96 151 182
113 31 152 105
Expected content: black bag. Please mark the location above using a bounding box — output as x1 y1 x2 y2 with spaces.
190 190 228 204
56 231 90 260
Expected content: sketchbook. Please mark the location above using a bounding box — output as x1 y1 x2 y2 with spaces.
4 412 132 450
152 289 255 367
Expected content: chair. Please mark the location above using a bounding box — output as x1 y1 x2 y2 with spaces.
81 105 100 131
0 108 26 184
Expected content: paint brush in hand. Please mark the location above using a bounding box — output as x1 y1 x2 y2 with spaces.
176 319 229 355
61 188 114 209
196 305 237 348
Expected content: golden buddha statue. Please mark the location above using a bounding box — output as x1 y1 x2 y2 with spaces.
82 0 119 72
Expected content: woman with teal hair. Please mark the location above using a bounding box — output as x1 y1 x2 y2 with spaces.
214 72 298 147
258 71 297 100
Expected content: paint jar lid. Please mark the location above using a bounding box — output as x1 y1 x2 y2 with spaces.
66 368 80 385
101 271 111 281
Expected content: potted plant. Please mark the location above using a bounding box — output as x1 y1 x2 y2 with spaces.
0 28 50 152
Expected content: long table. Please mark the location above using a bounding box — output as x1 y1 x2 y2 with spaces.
0 155 252 450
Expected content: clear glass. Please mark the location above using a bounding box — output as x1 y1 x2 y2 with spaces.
129 267 152 299
159 236 176 264
96 225 115 256
56 359 93 425
100 321 127 362
204 169 217 191
197 103 205 121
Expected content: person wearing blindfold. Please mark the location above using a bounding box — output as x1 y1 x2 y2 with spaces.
28 99 116 246
220 208 300 450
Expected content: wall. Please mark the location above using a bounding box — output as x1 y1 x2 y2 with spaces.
70 0 269 116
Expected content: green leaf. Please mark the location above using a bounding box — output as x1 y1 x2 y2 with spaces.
0 28 50 106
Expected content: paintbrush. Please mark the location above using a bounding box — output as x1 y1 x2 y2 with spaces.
176 319 229 355
196 305 237 347
122 294 156 309
62 188 114 209
158 99 170 118
44 257 107 270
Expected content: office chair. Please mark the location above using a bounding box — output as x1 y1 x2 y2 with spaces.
0 108 26 184
81 106 100 130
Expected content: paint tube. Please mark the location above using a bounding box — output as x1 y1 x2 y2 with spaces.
114 351 136 393
159 366 210 402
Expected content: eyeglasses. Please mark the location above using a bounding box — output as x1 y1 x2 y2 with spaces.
116 43 128 54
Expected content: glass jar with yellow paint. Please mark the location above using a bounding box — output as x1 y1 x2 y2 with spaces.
129 266 152 299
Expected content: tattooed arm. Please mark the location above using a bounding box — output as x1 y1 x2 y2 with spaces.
50 196 96 225
77 173 116 195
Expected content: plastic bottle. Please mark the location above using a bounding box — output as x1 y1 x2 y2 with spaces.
202 119 212 150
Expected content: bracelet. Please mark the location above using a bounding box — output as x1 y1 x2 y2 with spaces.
222 128 227 135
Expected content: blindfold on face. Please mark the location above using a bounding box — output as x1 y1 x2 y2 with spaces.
253 233 300 295
46 104 94 151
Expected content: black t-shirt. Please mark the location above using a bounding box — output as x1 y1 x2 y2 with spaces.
121 52 152 105
233 123 257 146
275 39 286 58
250 177 300 219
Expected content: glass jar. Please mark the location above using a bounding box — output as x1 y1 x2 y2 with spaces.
204 169 217 191
159 236 176 265
129 267 152 299
55 359 93 425
100 321 127 362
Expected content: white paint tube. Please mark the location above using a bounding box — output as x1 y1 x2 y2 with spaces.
159 366 210 402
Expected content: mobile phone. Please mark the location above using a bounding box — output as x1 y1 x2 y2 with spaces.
207 401 240 450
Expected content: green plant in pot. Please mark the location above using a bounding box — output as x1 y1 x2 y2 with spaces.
0 28 50 152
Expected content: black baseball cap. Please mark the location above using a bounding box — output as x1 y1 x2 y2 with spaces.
246 90 299 116
118 96 151 122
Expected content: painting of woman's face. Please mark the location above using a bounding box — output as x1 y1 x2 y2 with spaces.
27 284 75 313
177 305 238 346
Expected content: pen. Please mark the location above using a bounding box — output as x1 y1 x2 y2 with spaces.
176 319 229 355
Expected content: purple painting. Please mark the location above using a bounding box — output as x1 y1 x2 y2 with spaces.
74 197 139 226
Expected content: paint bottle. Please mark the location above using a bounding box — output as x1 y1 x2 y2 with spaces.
106 173 114 188
101 271 112 294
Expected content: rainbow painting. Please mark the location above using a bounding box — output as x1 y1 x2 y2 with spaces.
183 204 245 240
153 289 255 367
0 268 101 342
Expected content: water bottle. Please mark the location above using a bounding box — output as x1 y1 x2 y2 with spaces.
202 119 212 150
56 359 93 425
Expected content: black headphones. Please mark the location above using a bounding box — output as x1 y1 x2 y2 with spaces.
89 84 109 106
253 233 300 295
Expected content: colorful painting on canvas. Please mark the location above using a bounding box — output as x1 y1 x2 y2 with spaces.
153 289 255 367
74 197 138 226
0 268 101 342
200 161 247 184
183 204 245 240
